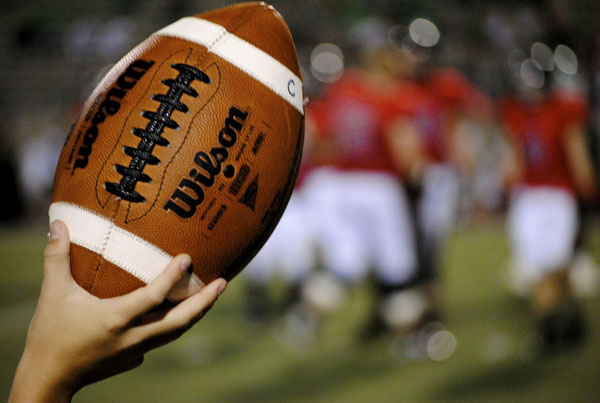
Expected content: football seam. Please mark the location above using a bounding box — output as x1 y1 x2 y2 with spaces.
95 47 192 210
126 62 223 224
118 5 266 222
204 5 265 55
155 13 303 114
106 6 262 220
90 200 120 294
50 201 178 285
105 63 211 203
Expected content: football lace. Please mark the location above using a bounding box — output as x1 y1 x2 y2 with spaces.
105 63 210 203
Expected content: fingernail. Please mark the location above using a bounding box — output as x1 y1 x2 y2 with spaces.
217 280 227 296
49 221 61 241
179 255 192 271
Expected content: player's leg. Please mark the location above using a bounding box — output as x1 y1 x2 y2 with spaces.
408 164 460 334
243 190 317 323
275 192 317 311
279 168 367 345
417 164 461 282
351 173 420 339
508 186 584 351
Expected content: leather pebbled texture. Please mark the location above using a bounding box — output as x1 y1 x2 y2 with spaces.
51 2 304 298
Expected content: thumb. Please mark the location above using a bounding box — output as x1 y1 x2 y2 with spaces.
42 220 73 285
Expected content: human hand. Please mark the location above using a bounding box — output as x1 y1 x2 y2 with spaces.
10 220 226 403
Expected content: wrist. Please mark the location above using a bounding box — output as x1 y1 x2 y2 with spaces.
10 351 76 403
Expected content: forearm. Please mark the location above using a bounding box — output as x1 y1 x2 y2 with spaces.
564 126 597 201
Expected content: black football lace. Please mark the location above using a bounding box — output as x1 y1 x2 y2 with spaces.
105 63 209 203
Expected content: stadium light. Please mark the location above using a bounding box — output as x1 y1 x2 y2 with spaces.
554 44 578 75
310 42 344 83
520 58 545 88
408 18 440 48
530 42 554 71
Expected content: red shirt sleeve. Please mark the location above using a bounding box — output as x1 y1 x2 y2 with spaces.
553 91 589 127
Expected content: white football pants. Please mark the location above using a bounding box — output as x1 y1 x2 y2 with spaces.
508 186 578 284
303 167 417 286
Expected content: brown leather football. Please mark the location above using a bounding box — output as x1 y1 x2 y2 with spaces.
49 2 304 300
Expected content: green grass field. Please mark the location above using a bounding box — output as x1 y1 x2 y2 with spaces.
1 217 599 402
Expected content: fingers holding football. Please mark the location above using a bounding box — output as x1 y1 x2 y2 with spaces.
42 220 74 289
124 278 226 352
39 223 227 357
163 277 227 330
117 254 192 319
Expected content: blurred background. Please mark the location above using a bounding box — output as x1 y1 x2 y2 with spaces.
1 0 599 401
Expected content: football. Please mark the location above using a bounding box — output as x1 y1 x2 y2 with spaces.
49 2 304 300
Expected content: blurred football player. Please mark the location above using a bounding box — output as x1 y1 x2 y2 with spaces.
500 70 597 351
384 52 491 348
294 46 420 342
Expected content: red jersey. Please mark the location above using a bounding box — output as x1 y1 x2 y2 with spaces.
500 91 588 192
307 71 399 172
387 69 489 164
426 68 479 113
425 68 492 162
389 79 446 162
